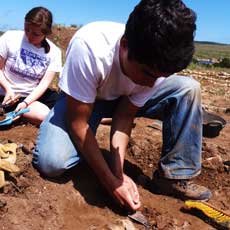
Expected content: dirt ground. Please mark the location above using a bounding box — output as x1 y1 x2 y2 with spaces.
0 27 229 230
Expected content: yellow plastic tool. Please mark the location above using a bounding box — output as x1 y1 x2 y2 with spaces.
185 200 230 229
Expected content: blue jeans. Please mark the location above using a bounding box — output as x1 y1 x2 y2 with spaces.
33 75 202 179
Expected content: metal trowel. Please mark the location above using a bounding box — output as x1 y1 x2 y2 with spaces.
128 211 151 229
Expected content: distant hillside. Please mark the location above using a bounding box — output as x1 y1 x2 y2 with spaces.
195 41 229 46
194 41 230 59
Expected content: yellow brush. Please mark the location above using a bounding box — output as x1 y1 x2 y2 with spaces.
185 200 230 229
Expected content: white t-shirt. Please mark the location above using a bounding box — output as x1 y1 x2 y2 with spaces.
59 21 165 107
0 30 62 97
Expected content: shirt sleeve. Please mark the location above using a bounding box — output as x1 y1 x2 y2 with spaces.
46 44 62 73
0 31 9 59
58 37 99 103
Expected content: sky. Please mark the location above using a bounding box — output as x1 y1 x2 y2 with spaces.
0 0 229 44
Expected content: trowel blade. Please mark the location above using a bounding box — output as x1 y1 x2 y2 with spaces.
128 211 151 228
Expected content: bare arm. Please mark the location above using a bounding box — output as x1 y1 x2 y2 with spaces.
16 71 56 111
0 56 15 103
66 95 141 210
108 97 141 207
110 96 139 178
66 95 116 187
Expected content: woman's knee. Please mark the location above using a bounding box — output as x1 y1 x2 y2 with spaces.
23 102 50 125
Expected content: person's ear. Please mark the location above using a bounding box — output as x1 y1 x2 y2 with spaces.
120 36 128 49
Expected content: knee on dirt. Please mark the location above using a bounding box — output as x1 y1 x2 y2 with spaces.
33 149 66 177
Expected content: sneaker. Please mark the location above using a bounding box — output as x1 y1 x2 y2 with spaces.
151 171 212 201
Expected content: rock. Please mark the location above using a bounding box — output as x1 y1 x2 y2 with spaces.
103 219 136 230
0 199 7 208
225 108 230 114
202 155 223 170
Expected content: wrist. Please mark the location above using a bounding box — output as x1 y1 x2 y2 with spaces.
108 154 124 179
101 174 120 192
2 80 11 90
22 100 29 107
110 164 124 179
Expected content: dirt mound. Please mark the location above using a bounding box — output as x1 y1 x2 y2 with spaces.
48 25 78 58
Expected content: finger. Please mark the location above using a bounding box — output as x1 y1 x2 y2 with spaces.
130 189 140 205
115 195 125 207
113 186 136 210
124 182 140 207
4 94 20 105
3 97 12 105
113 187 141 211
112 190 125 207
14 94 21 100
124 193 141 211
127 178 140 204
12 94 21 103
14 105 21 112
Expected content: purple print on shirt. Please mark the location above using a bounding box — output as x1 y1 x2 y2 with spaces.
10 48 50 80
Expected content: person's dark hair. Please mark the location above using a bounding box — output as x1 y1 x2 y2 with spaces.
124 0 197 74
25 6 53 53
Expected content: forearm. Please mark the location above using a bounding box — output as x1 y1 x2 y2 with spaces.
109 97 138 178
0 70 11 92
109 116 134 179
71 122 140 210
69 120 117 190
24 72 55 104
66 96 140 210
24 82 49 104
0 57 11 92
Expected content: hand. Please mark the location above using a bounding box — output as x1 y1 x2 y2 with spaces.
15 101 27 112
2 90 16 105
3 92 21 107
111 174 141 211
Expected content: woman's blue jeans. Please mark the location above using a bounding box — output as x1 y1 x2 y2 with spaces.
33 75 202 179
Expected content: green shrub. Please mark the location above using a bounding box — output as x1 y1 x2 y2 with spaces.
215 58 230 68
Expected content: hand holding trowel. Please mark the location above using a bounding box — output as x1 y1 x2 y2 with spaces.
0 94 21 117
0 94 30 126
